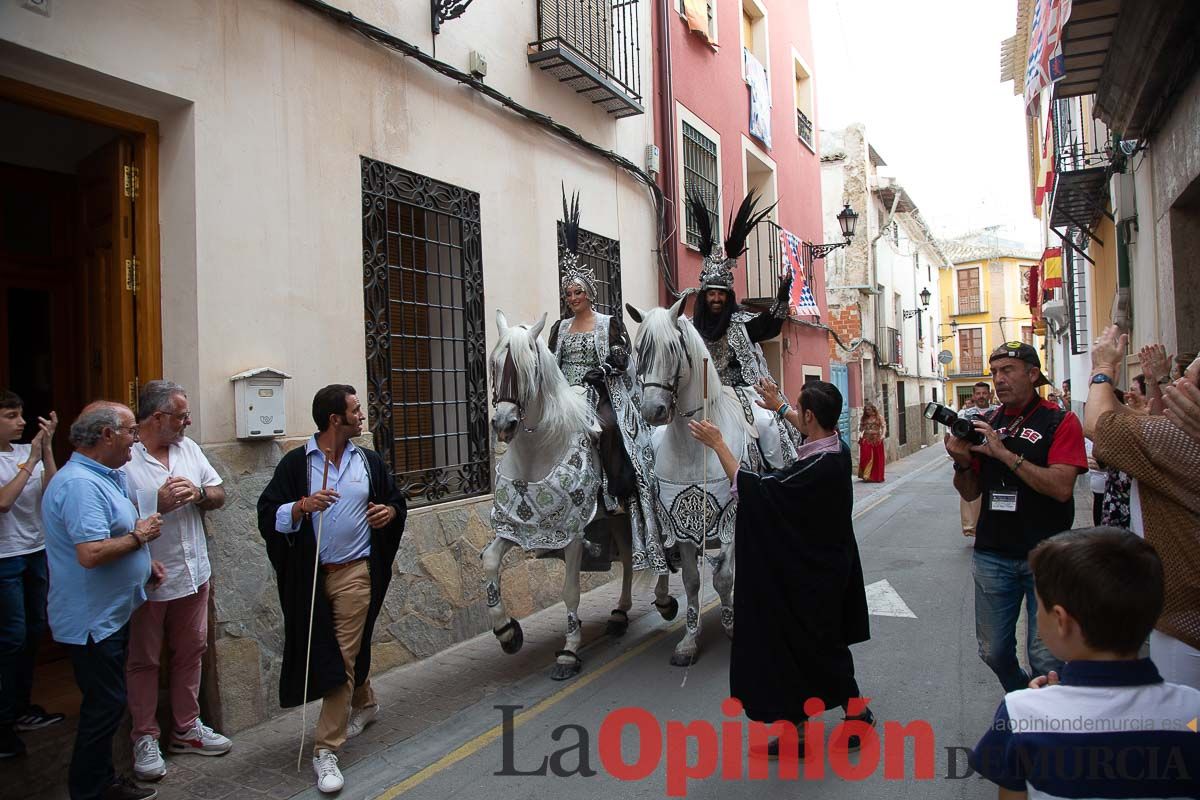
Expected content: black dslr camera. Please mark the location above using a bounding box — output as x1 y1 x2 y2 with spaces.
924 402 986 446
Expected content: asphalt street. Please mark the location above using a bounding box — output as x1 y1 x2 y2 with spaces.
305 445 1019 800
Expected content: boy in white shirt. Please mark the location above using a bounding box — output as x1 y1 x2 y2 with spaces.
0 390 61 758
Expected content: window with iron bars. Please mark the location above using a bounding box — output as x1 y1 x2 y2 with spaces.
1065 237 1090 355
682 120 719 248
558 225 623 317
361 158 491 508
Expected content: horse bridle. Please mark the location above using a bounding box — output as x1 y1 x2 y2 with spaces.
491 346 542 433
638 330 704 420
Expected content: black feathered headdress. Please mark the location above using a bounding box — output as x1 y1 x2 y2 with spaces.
559 185 597 300
690 190 777 292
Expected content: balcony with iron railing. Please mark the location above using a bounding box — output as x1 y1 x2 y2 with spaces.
796 108 813 150
528 0 644 118
738 218 821 313
1049 94 1112 232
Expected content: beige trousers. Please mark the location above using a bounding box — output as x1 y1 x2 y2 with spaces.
961 495 982 534
313 559 376 753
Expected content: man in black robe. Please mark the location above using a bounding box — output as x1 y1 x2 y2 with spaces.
256 385 406 793
690 380 872 758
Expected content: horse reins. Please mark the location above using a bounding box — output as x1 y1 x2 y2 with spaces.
491 347 542 433
638 330 704 420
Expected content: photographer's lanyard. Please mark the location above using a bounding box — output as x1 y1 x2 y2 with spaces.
997 397 1042 443
989 397 1040 513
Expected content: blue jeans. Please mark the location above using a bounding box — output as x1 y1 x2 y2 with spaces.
66 624 129 800
972 549 1062 692
0 550 49 726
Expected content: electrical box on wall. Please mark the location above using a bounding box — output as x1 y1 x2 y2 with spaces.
230 368 291 439
645 144 661 176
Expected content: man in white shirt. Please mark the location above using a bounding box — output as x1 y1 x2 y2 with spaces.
0 391 61 759
121 381 231 781
958 382 998 537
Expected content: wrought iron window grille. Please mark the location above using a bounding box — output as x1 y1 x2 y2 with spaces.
557 224 623 318
796 108 813 149
681 121 719 248
361 157 491 508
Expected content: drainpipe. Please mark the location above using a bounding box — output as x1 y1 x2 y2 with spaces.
656 0 679 304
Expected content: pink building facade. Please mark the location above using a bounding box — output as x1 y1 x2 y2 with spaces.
653 0 833 397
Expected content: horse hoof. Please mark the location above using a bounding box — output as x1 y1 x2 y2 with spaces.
494 619 524 655
654 596 679 622
551 650 582 681
670 651 698 667
606 609 629 637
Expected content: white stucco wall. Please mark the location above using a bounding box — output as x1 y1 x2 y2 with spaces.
0 0 658 444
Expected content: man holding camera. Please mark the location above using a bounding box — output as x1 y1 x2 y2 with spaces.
945 342 1087 692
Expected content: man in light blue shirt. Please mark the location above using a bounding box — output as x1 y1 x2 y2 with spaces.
274 436 371 566
42 402 164 800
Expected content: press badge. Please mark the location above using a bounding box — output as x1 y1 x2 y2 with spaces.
990 490 1018 512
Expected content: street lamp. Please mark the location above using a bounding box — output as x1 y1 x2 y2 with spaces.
937 319 959 342
804 204 859 261
902 287 932 319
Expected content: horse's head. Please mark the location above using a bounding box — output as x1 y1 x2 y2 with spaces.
627 295 691 426
490 310 547 443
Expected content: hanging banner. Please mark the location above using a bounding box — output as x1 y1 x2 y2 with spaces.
1041 247 1063 290
779 228 820 318
682 0 713 43
1028 263 1042 319
1024 0 1073 113
1033 111 1056 214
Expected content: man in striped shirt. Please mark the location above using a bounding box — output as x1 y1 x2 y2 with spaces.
970 528 1200 799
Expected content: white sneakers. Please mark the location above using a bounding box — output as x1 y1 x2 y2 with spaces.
346 704 379 740
168 718 233 756
133 735 166 781
313 749 345 793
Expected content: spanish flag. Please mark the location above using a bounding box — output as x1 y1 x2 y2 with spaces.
1042 247 1063 290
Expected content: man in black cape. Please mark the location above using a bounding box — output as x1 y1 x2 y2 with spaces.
690 380 872 757
256 384 406 793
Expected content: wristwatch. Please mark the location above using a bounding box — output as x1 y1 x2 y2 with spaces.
198 485 208 504
1156 375 1171 386
1090 373 1114 386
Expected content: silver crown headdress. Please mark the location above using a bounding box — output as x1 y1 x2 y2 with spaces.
687 189 777 293
559 187 597 300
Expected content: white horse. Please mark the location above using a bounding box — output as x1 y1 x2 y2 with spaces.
483 311 637 680
626 297 753 666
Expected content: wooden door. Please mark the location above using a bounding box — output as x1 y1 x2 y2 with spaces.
77 138 138 407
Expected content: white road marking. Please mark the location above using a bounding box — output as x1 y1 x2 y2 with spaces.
864 578 917 619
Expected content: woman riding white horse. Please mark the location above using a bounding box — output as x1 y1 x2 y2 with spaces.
547 190 669 639
484 311 600 680
627 296 752 666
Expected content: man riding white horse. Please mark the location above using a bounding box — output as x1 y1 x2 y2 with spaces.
686 190 800 469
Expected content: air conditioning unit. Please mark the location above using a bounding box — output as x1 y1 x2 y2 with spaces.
1114 171 1137 221
1041 298 1067 327
1112 287 1132 330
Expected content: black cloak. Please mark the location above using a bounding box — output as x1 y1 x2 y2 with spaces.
730 442 869 722
256 443 407 708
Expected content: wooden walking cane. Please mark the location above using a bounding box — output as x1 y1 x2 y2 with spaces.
297 449 333 771
683 359 711 688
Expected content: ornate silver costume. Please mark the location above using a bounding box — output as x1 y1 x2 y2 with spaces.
551 314 668 575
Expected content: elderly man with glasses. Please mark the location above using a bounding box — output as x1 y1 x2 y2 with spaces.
42 402 165 800
120 381 231 782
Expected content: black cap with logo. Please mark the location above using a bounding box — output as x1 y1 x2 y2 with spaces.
988 341 1051 387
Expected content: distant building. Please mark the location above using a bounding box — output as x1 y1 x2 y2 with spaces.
821 124 949 463
938 230 1043 408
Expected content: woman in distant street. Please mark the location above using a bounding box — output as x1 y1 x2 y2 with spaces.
858 401 886 482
